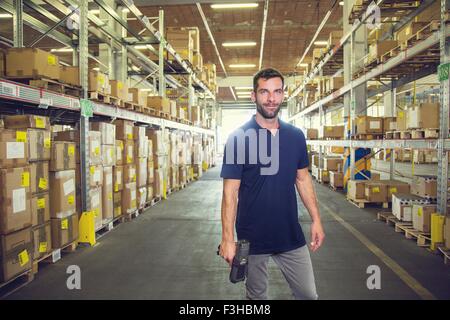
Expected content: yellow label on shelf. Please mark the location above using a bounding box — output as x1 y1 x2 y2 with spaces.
114 184 119 192
21 172 30 187
39 242 48 253
39 178 47 190
90 166 95 175
372 187 380 193
68 195 74 205
16 131 27 142
18 250 29 267
35 116 46 129
61 218 68 230
418 207 423 217
390 187 397 193
44 138 51 149
47 55 56 66
108 192 113 200
37 198 46 209
68 145 75 156
94 147 100 156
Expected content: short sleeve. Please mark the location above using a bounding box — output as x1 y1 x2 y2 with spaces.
297 131 309 170
220 134 244 179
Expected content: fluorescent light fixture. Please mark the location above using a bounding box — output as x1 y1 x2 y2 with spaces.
339 1 344 5
131 65 140 72
122 8 130 13
141 89 153 92
298 63 309 67
92 67 100 71
134 45 149 50
211 3 258 9
235 86 253 90
222 42 257 47
90 8 129 14
0 13 12 18
314 41 328 46
51 48 73 52
229 64 256 68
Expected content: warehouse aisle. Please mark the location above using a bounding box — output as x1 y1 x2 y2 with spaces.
7 165 450 300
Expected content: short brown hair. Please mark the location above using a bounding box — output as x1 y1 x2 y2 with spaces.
253 68 284 92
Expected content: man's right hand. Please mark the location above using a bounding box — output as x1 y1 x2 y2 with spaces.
219 241 236 267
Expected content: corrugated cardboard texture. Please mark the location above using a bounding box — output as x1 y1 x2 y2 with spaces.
60 66 79 86
0 167 32 234
31 192 50 227
6 48 59 80
49 170 76 219
136 157 148 188
0 227 33 282
123 164 137 184
28 129 51 161
113 192 122 218
4 115 50 130
90 187 103 231
50 142 76 171
30 161 49 194
102 167 113 222
116 140 124 166
32 222 52 260
347 180 366 200
115 120 134 141
90 122 116 146
0 129 29 168
51 213 78 249
365 182 388 202
102 145 116 167
113 165 123 192
122 182 137 214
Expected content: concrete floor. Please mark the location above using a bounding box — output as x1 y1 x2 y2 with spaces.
6 165 450 300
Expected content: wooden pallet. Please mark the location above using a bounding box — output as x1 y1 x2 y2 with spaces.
385 131 395 139
124 210 139 222
29 78 82 97
329 185 343 192
0 269 34 299
437 247 450 266
347 197 389 209
89 91 121 106
95 218 117 240
31 239 78 275
399 21 440 51
377 211 396 224
158 112 170 120
404 228 431 247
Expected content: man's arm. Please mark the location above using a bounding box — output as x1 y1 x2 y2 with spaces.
295 168 325 252
220 178 241 266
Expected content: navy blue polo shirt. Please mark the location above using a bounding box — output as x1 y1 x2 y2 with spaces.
220 115 309 255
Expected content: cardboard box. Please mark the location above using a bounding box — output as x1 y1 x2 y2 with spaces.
395 149 411 162
365 182 388 202
347 180 367 200
28 129 51 162
115 120 134 141
89 187 103 231
383 117 397 132
385 180 410 200
412 204 436 233
60 66 80 86
124 141 135 165
102 145 116 167
170 100 177 118
321 126 344 139
147 162 154 184
109 80 128 100
137 187 147 209
6 48 59 80
324 157 343 172
113 191 122 218
397 22 429 42
330 171 344 188
122 182 137 214
136 157 148 188
147 96 171 114
392 193 430 221
0 167 32 234
368 40 398 62
331 146 345 154
89 165 103 187
407 103 439 129
116 140 124 166
319 169 330 183
123 164 137 184
49 170 76 219
49 142 76 171
30 161 49 194
0 227 33 282
355 116 383 134
135 136 149 159
147 129 166 155
0 129 29 168
4 115 50 130
147 140 153 159
328 30 343 48
410 175 437 198
0 49 5 77
128 88 147 106
90 122 116 145
396 110 407 131
89 70 109 93
51 213 78 248
306 129 318 140
153 169 163 197
102 166 113 224
32 222 52 260
88 131 102 165
113 165 123 193
31 193 50 227
329 77 344 91
147 186 153 202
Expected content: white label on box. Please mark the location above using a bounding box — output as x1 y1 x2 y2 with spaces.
131 190 136 201
106 173 113 186
92 193 100 208
370 121 380 129
390 122 397 130
63 179 75 196
403 206 412 221
93 170 101 183
12 188 26 213
6 142 24 159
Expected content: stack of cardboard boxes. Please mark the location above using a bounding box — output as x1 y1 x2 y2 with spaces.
115 120 137 216
0 117 36 282
147 139 154 203
147 129 167 199
113 138 124 220
192 135 203 179
134 126 148 209
168 132 180 191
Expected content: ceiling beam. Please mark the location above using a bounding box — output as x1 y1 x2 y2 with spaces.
258 0 269 70
133 0 265 5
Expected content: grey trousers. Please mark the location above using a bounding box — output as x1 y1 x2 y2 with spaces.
245 245 318 300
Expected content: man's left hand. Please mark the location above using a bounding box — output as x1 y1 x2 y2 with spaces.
310 221 325 252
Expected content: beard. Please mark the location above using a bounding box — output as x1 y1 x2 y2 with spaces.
256 100 281 119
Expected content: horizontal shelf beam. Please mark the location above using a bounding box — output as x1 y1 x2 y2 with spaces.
307 139 450 150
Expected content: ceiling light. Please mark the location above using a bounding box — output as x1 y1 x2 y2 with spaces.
51 48 73 52
339 1 344 6
131 65 140 72
235 86 253 90
314 41 328 46
229 64 256 68
89 9 100 14
298 63 309 67
211 3 258 9
134 45 149 50
222 42 257 47
141 89 153 92
92 67 100 71
0 13 12 18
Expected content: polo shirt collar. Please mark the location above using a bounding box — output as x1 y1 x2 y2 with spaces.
250 114 286 130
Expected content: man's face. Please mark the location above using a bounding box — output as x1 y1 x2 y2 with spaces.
252 77 284 119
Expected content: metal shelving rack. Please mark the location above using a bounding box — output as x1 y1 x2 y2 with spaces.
0 0 216 214
288 0 450 216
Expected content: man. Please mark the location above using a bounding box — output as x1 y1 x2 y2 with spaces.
219 68 324 300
